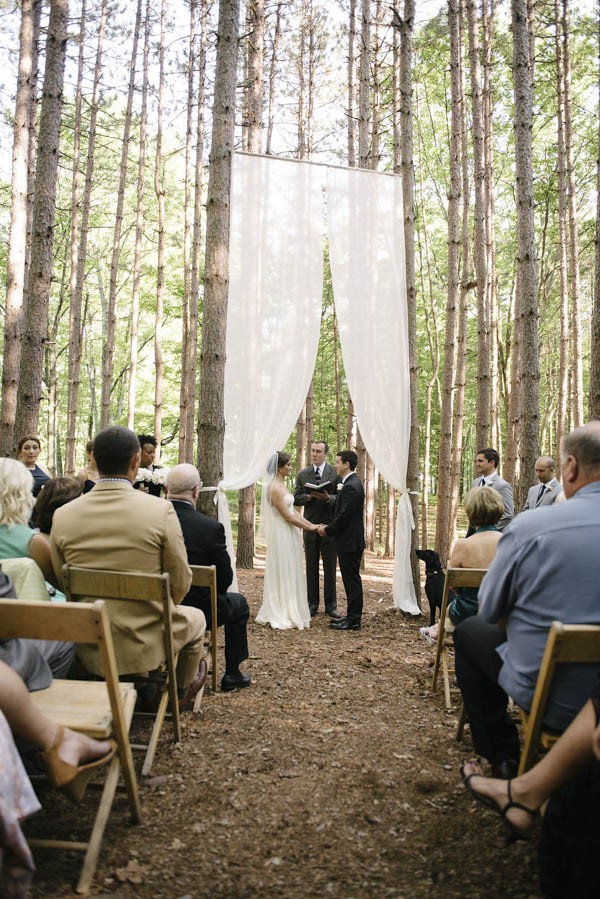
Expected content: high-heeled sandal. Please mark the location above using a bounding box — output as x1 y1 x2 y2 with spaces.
42 726 117 804
461 764 538 844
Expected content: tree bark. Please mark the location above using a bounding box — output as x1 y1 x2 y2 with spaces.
197 0 240 517
591 0 600 420
1 0 39 455
153 0 166 451
15 0 69 441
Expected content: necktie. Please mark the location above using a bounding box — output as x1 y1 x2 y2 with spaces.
479 477 486 486
314 467 321 484
535 484 545 507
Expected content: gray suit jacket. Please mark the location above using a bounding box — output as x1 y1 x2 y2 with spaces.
471 471 514 531
522 479 563 511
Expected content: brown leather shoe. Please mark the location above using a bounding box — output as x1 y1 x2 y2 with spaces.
178 658 208 711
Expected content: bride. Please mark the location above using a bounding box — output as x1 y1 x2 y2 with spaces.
256 451 319 630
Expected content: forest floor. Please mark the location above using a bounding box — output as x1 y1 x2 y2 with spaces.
29 552 540 899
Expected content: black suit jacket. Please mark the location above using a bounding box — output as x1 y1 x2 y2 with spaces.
171 500 233 614
325 472 365 553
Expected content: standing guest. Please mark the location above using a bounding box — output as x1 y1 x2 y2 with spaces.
454 421 600 780
256 452 318 630
294 441 340 619
17 436 50 497
76 440 99 493
471 447 514 531
50 426 207 707
134 434 163 497
167 464 251 693
521 456 564 510
318 450 365 631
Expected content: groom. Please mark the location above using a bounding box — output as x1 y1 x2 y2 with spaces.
317 450 365 631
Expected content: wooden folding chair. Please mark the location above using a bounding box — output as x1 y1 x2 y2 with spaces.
189 564 218 694
62 565 183 777
0 598 142 895
431 567 487 710
518 621 600 774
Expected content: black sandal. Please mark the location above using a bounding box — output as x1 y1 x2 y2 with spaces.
461 764 538 844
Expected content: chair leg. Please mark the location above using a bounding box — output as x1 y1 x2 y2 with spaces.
75 755 121 894
211 627 218 693
141 684 173 777
456 701 467 742
441 646 452 710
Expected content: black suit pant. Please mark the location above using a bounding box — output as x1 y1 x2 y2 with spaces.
183 591 249 675
454 616 520 766
337 550 363 623
303 530 337 613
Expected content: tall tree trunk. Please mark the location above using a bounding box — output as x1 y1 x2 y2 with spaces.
560 0 584 428
467 0 490 449
347 0 357 166
128 0 151 432
358 0 370 168
1 0 39 455
554 0 570 446
15 0 69 440
238 0 264 568
153 0 166 451
512 0 539 507
66 0 106 473
399 0 420 600
100 0 142 428
265 0 282 155
435 0 462 564
590 1 600 420
197 0 240 517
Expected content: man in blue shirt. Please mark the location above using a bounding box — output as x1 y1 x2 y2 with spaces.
454 422 600 779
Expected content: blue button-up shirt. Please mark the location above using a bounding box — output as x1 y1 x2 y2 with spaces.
478 480 600 729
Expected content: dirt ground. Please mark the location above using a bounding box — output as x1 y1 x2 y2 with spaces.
29 553 541 899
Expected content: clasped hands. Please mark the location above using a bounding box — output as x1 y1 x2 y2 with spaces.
315 524 327 536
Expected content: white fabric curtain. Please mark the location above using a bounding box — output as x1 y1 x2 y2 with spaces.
326 167 420 614
217 154 324 574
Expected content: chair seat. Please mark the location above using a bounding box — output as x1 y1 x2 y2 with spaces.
32 679 136 738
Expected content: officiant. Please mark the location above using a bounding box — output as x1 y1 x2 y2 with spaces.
293 441 340 619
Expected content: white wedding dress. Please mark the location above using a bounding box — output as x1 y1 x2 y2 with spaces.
256 491 311 630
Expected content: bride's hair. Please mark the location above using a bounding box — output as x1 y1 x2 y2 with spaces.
277 451 290 470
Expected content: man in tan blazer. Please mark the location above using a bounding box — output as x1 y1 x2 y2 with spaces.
51 426 206 700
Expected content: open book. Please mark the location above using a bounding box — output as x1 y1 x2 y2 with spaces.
304 480 332 494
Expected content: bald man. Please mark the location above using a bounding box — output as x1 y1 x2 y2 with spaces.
167 464 251 692
522 456 564 511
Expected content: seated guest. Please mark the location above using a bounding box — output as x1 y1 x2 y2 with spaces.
420 486 504 642
454 421 600 779
34 477 83 537
134 434 163 497
0 459 58 587
462 680 600 896
76 440 99 493
167 464 251 692
50 426 207 707
16 436 50 497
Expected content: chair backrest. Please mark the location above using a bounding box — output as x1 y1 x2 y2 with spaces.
432 568 488 707
519 621 600 773
189 564 218 692
61 565 176 680
0 597 129 749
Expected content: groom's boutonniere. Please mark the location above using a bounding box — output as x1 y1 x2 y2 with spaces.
337 482 343 492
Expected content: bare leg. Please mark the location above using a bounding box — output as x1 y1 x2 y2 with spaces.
463 698 596 834
0 659 112 765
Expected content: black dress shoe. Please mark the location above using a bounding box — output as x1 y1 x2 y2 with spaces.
329 618 361 631
491 759 519 780
221 672 251 692
326 609 342 619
